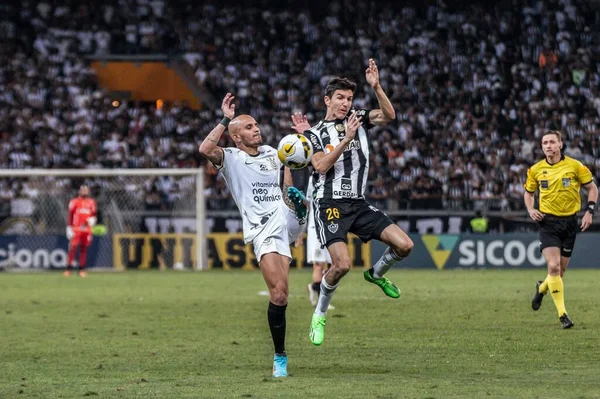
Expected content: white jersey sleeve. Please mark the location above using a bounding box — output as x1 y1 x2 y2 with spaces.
220 146 286 243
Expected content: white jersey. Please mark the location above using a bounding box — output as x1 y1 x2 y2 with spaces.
219 146 285 244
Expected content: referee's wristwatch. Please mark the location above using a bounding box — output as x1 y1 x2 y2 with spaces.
586 201 595 215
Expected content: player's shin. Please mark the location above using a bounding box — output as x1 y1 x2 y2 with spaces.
267 302 287 355
370 247 404 279
547 275 567 317
79 245 89 271
314 275 337 316
67 245 77 270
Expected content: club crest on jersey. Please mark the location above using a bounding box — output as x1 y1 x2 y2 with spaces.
335 123 345 132
268 157 277 169
562 177 570 187
328 223 339 234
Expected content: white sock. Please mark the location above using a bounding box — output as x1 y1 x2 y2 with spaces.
314 276 337 316
372 247 404 279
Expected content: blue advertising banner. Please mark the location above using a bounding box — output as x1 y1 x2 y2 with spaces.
0 235 112 270
371 233 600 269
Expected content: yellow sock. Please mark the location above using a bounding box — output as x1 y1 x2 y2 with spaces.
539 277 549 294
547 275 567 317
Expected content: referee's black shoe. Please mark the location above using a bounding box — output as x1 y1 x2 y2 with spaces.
531 280 545 311
559 313 574 329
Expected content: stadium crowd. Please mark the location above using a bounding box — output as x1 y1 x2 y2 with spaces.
1 0 600 214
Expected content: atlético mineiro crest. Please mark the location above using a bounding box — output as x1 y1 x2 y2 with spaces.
328 223 339 234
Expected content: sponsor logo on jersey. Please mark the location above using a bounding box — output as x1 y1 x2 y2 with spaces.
344 140 361 152
333 190 358 198
253 194 282 203
309 134 320 147
258 157 278 171
341 178 352 191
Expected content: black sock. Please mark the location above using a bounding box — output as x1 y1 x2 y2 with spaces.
311 282 320 292
267 302 287 355
368 267 375 278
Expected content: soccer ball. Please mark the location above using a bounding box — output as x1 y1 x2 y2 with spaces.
277 134 313 170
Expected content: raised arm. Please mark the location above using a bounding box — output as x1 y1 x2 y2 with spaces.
365 58 395 125
199 93 236 168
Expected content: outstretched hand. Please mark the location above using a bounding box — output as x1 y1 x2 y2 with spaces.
291 112 311 134
365 58 380 89
344 110 362 142
222 93 236 119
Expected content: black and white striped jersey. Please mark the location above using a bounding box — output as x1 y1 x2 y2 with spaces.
304 108 373 200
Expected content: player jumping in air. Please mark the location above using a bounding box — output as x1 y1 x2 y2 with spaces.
526 130 598 328
199 93 307 378
64 185 97 277
293 59 414 346
304 174 333 309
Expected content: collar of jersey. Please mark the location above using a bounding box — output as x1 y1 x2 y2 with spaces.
544 154 565 166
323 118 346 123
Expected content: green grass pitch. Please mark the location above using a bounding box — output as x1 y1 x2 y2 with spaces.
1 269 599 398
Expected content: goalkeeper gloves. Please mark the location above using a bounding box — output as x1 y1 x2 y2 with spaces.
66 226 74 240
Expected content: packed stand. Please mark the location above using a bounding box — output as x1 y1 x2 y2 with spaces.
181 0 600 211
1 1 600 214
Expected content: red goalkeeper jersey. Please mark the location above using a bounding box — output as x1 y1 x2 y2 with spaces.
68 197 97 232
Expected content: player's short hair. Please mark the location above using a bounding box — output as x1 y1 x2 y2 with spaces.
543 130 562 141
325 77 357 98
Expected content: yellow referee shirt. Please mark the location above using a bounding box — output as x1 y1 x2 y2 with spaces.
524 155 594 216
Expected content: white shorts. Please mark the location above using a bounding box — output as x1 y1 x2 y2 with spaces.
307 208 331 264
253 234 292 263
252 204 304 262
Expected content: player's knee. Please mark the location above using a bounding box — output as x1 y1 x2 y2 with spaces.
332 258 352 275
270 285 288 306
396 237 414 256
547 260 560 275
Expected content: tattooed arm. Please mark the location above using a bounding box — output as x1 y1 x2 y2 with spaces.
282 166 294 209
199 93 235 168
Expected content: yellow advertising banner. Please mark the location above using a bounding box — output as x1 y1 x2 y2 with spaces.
113 233 371 270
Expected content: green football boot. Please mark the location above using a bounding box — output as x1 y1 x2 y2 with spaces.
309 314 326 346
363 269 401 298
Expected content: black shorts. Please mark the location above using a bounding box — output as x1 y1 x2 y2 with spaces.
538 214 578 257
313 198 394 248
